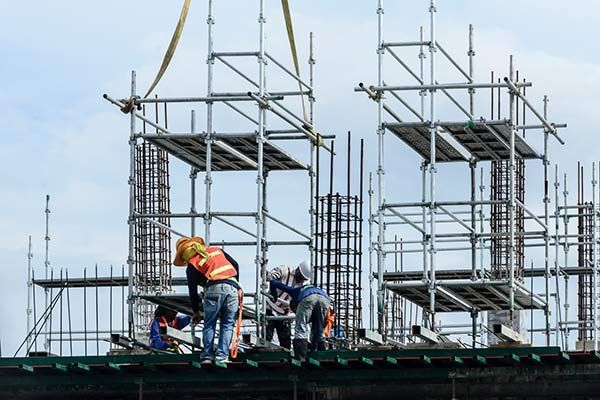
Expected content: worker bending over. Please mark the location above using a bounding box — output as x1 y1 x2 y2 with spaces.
269 273 333 361
149 305 191 352
173 236 243 364
265 260 311 349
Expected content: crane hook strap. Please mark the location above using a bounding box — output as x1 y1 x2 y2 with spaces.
143 0 192 99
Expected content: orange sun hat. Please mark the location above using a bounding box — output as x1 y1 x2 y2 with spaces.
173 236 206 266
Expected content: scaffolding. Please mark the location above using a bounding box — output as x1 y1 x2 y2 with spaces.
16 1 600 357
102 0 331 340
359 0 600 351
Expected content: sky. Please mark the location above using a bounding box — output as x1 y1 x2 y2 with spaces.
0 0 599 355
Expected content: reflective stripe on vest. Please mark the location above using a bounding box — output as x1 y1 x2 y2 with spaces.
189 247 237 282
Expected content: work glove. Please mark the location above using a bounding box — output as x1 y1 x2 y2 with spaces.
192 311 202 324
166 343 179 352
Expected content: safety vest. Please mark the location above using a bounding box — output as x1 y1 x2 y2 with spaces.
151 316 178 346
188 246 237 282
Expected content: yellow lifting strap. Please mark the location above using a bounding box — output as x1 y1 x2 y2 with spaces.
143 0 192 99
280 0 307 121
281 0 323 146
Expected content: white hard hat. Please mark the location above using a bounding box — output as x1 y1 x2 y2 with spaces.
298 260 312 281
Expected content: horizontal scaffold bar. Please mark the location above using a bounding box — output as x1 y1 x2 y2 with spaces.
355 81 532 92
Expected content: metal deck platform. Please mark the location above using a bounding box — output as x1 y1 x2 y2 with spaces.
384 120 541 163
141 133 307 171
386 281 545 312
385 123 468 162
442 120 541 161
382 267 595 282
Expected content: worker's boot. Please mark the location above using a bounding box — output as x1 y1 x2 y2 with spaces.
316 340 327 351
292 339 308 361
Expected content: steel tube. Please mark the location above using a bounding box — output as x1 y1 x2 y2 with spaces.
126 72 136 338
376 0 386 335
435 42 472 82
357 81 532 92
428 0 438 328
383 41 431 47
503 77 565 145
104 95 171 134
264 52 313 91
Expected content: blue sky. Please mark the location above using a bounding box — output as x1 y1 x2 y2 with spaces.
1 1 599 354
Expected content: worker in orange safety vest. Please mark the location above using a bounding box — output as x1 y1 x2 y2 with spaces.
173 236 243 364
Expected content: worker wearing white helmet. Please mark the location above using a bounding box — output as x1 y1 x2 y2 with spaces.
265 260 311 349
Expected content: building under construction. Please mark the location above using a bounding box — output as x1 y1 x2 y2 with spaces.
3 1 600 399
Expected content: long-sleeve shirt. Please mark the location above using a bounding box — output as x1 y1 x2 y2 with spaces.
149 315 191 350
269 280 330 306
266 266 299 315
187 250 240 313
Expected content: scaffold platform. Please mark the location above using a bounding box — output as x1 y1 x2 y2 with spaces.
141 133 307 172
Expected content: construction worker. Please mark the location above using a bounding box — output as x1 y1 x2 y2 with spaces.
265 260 311 349
173 236 243 364
269 273 334 361
149 305 191 352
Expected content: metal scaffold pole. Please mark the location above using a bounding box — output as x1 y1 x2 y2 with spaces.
26 236 33 353
127 71 137 338
205 0 215 243
593 162 599 351
256 0 268 338
428 0 438 329
563 172 570 349
43 194 51 350
543 95 551 345
376 0 386 336
508 55 516 314
309 31 317 272
368 173 374 330
190 110 198 236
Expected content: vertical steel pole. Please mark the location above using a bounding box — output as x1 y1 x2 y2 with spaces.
368 173 374 330
376 0 386 335
592 162 598 351
563 172 570 349
44 195 50 349
309 31 317 273
508 56 516 313
419 27 428 283
256 0 268 337
470 161 477 280
190 110 198 236
554 164 562 346
543 95 551 345
421 162 428 281
419 26 426 117
479 168 485 276
26 236 33 352
468 24 475 116
205 0 215 244
127 71 137 338
428 0 438 328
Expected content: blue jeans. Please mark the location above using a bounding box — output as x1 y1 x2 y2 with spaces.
201 283 239 361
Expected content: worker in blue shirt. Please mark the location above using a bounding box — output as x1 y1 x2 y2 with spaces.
149 306 191 352
270 275 333 361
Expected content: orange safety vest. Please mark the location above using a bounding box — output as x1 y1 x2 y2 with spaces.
188 246 237 282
